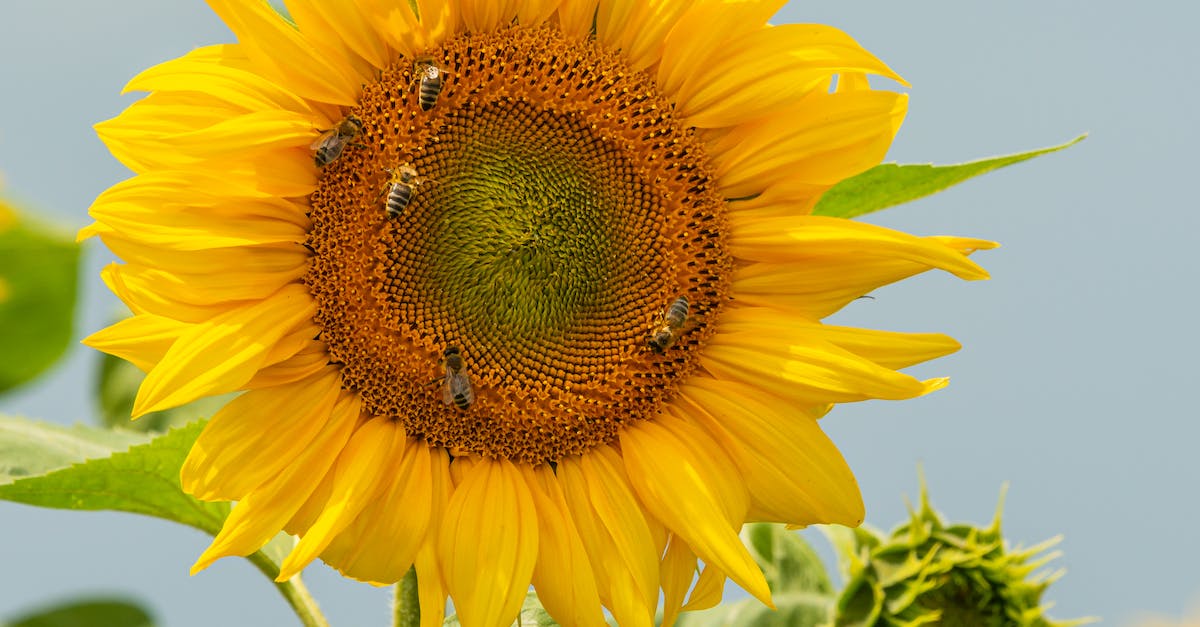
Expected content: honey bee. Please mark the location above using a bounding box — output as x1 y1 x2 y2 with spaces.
311 115 364 167
648 295 690 352
441 346 474 410
413 56 444 111
380 164 423 219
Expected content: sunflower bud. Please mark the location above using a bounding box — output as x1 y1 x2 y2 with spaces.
826 481 1089 627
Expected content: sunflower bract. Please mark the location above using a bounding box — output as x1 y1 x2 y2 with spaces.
828 486 1088 627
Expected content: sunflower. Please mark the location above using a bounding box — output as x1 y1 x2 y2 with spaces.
80 1 994 626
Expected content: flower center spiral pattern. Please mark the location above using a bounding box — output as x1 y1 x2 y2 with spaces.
304 26 731 463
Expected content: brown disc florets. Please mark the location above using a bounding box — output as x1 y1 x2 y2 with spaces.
304 26 731 463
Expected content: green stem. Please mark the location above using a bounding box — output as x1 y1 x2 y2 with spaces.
393 567 421 627
246 550 331 627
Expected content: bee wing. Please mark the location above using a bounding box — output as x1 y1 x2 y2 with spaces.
310 129 335 150
441 372 454 405
678 316 700 336
448 370 473 404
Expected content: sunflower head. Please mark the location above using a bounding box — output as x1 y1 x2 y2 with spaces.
828 482 1087 627
79 1 995 626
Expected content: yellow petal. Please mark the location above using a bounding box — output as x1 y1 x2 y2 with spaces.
92 168 309 210
558 448 659 627
379 0 453 55
103 241 306 284
114 264 307 310
96 97 237 172
657 534 727 620
729 214 992 280
100 107 317 170
89 191 308 251
731 235 997 319
189 391 358 572
100 263 241 324
284 465 336 536
285 0 393 76
415 450 454 627
416 545 450 627
181 366 342 501
554 0 599 40
259 323 320 370
660 534 697 627
527 464 607 627
319 437 434 584
683 563 726 611
96 237 307 284
245 340 331 389
675 24 907 128
837 71 872 93
132 283 316 416
438 459 538 627
718 306 962 370
421 0 461 38
598 0 698 72
677 376 864 525
124 45 316 118
217 150 320 197
82 314 188 373
206 0 361 106
711 90 907 198
702 332 943 405
515 0 560 28
657 0 787 98
458 0 521 32
596 0 641 54
621 414 771 606
276 417 401 580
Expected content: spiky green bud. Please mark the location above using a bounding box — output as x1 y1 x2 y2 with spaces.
826 480 1089 627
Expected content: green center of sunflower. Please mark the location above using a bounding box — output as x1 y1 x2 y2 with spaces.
304 26 731 463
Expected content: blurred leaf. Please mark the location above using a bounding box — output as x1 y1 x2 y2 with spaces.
443 592 560 626
673 592 831 627
0 415 148 485
0 419 229 534
742 523 833 596
96 352 232 433
669 525 836 627
0 201 80 394
3 598 154 627
813 134 1086 219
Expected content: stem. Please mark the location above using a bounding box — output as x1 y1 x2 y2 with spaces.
246 551 332 627
393 567 421 627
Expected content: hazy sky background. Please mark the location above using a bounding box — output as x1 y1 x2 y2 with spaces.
2 1 1196 625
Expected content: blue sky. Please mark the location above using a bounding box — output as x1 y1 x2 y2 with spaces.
1 1 1196 625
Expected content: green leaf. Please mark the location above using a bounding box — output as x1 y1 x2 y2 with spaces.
742 523 833 596
0 418 229 536
0 415 149 485
673 592 832 627
0 202 80 394
812 134 1086 219
667 525 836 627
443 592 560 626
96 352 231 433
0 416 324 623
0 417 293 572
3 598 155 627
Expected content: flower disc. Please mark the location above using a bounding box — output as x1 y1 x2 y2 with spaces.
307 26 729 463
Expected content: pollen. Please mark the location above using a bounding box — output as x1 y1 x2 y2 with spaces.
304 26 731 463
